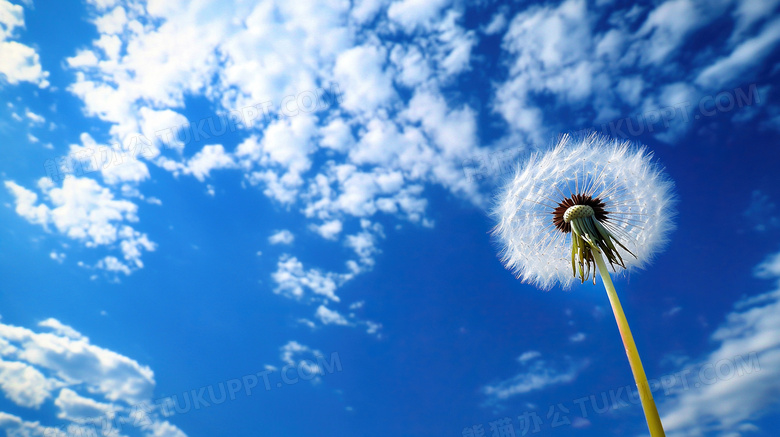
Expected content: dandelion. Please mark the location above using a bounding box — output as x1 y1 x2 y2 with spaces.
492 134 676 437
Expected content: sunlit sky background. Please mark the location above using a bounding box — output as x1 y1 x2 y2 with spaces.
1 0 780 436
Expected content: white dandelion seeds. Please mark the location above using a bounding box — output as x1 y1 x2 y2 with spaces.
492 134 676 290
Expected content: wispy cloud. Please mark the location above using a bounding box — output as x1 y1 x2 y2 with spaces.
660 249 780 435
483 352 584 403
743 190 779 232
268 229 295 245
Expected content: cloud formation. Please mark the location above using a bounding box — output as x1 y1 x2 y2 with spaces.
0 1 49 87
660 250 780 435
483 352 584 403
0 317 187 437
4 177 155 276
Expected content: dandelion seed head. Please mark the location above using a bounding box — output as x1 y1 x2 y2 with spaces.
492 134 677 290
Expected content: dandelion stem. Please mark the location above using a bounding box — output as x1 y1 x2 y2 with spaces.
593 249 666 437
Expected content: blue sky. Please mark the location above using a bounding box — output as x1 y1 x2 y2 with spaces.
1 0 780 436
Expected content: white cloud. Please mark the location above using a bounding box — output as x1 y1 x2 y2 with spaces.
0 318 187 436
145 419 188 437
0 38 49 89
54 388 115 420
404 89 476 158
483 11 507 35
50 0 491 291
483 353 583 402
65 133 152 186
660 249 780 435
345 220 384 267
731 0 780 40
494 0 593 142
696 17 780 89
0 320 155 404
86 0 119 11
517 351 541 363
0 1 48 87
66 50 99 68
333 44 397 113
37 319 84 340
95 255 132 275
24 109 44 124
280 341 314 364
270 222 385 306
643 81 698 143
756 251 780 279
0 359 58 408
315 305 350 326
93 5 127 35
743 190 779 232
615 75 644 106
663 306 683 318
0 0 24 39
490 0 780 146
431 11 477 79
216 1 351 112
302 162 434 223
268 229 294 245
389 44 431 88
4 180 49 225
633 0 707 65
319 118 355 152
309 299 380 335
351 0 389 24
310 219 343 240
183 144 235 181
363 320 382 336
0 40 49 86
0 411 61 437
297 318 316 329
271 255 342 302
274 341 324 381
138 107 189 154
4 177 155 275
387 0 449 32
236 115 318 204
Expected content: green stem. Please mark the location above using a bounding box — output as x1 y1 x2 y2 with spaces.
593 249 666 437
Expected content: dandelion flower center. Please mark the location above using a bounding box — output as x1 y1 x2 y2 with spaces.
549 192 635 283
552 194 608 234
563 204 595 223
